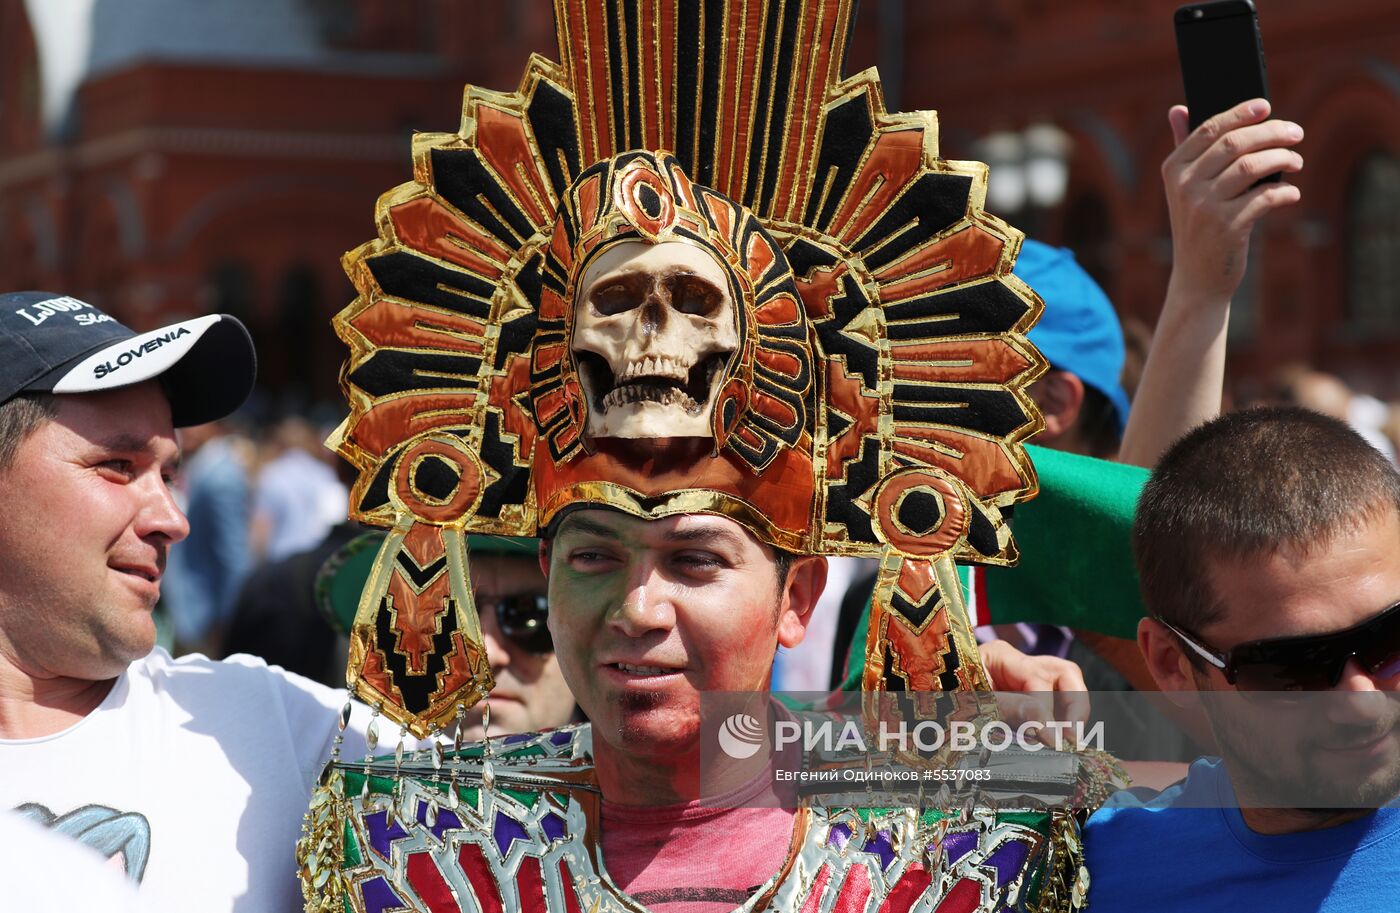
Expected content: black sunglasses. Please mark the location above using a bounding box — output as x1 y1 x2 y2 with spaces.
479 593 552 655
1161 601 1400 693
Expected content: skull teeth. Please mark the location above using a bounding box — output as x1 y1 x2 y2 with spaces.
601 381 700 413
617 355 688 383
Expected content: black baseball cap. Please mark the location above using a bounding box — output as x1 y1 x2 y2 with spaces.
0 291 256 427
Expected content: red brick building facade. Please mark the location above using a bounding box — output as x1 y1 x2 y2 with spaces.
899 0 1400 398
2 0 1398 403
0 0 556 404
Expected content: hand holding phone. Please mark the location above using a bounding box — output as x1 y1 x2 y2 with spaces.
1162 100 1302 293
1164 0 1303 304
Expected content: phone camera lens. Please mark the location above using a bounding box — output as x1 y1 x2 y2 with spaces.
1192 8 1204 17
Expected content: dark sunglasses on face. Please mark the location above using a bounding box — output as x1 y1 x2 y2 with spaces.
1160 600 1400 694
478 593 553 655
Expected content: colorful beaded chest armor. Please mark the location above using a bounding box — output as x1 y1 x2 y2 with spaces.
304 725 1096 913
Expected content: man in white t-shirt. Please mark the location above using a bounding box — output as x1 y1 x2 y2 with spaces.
0 292 364 912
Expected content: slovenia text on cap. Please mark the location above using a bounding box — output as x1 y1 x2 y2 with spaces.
0 291 256 427
1013 240 1131 435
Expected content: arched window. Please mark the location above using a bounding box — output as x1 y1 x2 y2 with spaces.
276 264 324 399
205 261 262 388
1345 152 1400 331
1060 191 1115 293
207 261 253 320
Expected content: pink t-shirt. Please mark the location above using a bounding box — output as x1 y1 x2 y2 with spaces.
601 772 797 913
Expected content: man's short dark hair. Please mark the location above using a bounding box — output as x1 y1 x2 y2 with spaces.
771 545 796 595
1134 406 1400 635
0 394 58 471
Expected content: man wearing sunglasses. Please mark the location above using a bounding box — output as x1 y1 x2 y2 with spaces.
314 532 576 741
1086 406 1400 911
427 536 576 742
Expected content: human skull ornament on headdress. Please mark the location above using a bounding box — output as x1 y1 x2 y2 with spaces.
330 0 1045 739
532 151 811 474
562 157 744 443
572 241 737 438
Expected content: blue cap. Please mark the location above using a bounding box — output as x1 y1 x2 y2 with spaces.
1014 240 1130 435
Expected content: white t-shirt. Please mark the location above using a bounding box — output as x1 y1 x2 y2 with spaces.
0 648 367 913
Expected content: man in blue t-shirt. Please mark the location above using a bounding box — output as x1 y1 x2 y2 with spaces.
1085 406 1400 910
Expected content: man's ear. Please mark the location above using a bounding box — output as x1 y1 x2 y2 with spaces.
1138 616 1219 751
776 556 827 649
1034 370 1085 442
538 540 552 580
1138 616 1199 700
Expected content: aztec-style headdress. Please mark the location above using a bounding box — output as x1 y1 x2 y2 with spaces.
333 0 1046 737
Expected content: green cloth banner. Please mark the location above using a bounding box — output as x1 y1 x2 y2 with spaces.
984 444 1148 640
839 445 1149 690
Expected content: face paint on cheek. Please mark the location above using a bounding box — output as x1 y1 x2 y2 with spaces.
550 566 608 614
547 573 596 659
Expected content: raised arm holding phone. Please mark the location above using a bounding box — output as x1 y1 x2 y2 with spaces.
1118 0 1304 467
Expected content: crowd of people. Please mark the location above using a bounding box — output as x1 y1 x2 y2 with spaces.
0 14 1396 912
158 416 348 663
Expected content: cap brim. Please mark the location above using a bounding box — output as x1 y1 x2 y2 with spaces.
46 314 256 427
316 531 384 636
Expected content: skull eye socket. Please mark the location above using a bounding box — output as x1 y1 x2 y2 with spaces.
589 276 644 316
668 274 724 317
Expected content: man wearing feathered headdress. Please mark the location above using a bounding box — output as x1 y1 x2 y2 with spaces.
300 3 1111 909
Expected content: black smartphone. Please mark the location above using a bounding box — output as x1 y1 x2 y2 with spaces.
1174 0 1271 130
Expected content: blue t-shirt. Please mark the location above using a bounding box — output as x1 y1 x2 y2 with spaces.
1085 758 1400 912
